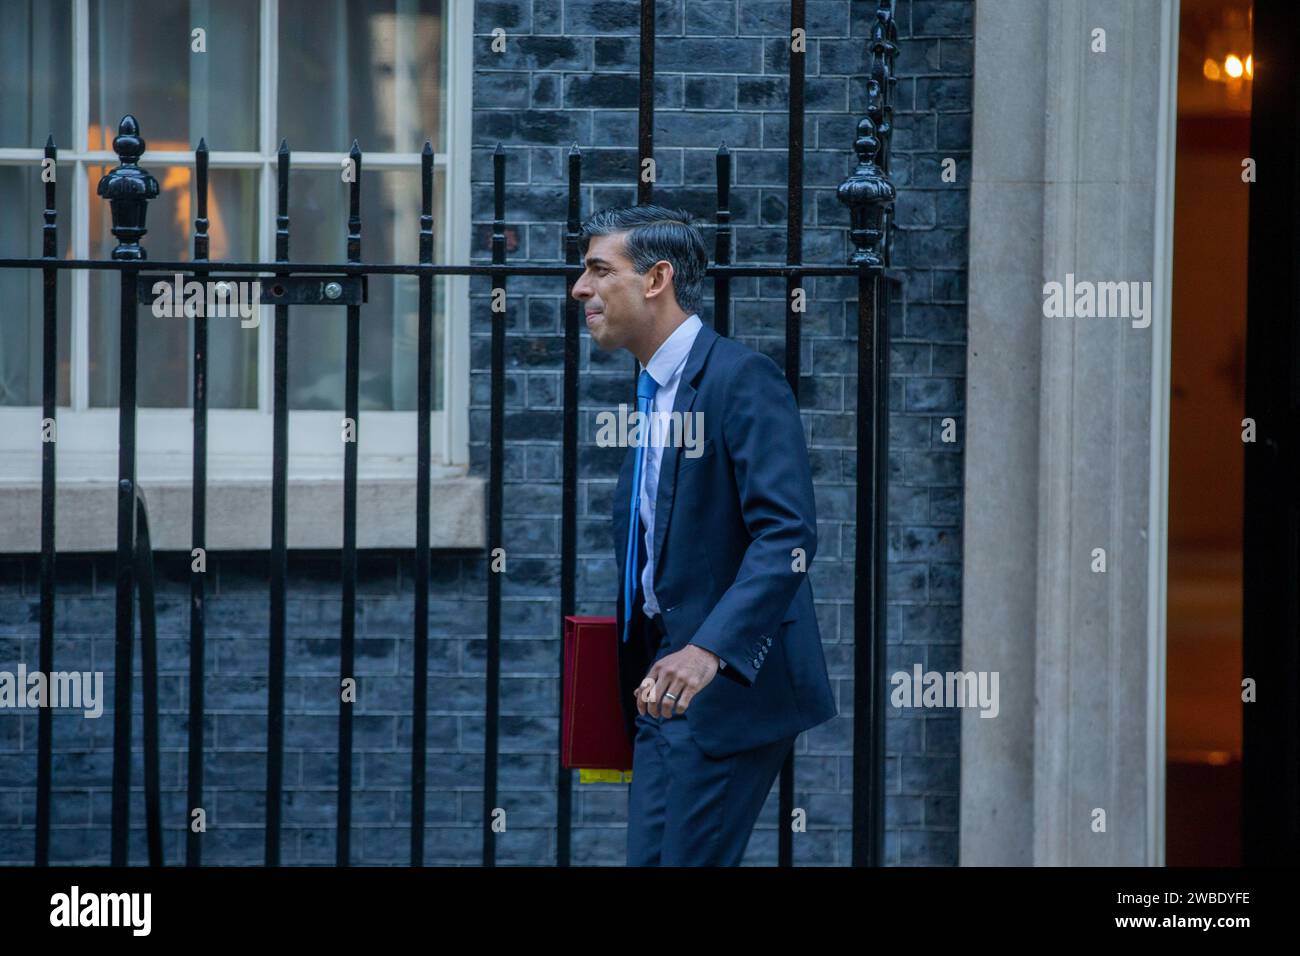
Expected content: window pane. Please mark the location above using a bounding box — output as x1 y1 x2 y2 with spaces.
89 0 260 153
390 165 447 412
284 166 445 411
0 166 72 406
88 165 259 409
0 1 73 148
278 0 446 154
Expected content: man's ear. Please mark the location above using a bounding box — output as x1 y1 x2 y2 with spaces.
643 259 676 301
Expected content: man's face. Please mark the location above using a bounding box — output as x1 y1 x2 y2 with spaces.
572 232 649 353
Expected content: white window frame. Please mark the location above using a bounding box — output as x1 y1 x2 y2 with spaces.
0 0 471 486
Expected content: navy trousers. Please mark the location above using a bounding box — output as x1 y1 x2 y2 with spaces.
626 614 796 866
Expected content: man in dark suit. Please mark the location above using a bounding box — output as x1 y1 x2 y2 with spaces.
572 204 837 866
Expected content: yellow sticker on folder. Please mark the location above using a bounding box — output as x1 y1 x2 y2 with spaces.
579 769 633 784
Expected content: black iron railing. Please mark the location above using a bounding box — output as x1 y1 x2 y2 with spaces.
1 0 899 867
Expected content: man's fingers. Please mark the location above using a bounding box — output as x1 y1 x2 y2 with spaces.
635 677 654 716
661 677 689 719
638 664 660 707
648 673 667 718
637 651 712 719
640 673 662 718
652 671 679 718
658 668 696 718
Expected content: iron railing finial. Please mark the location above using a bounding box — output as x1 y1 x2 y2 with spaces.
96 115 159 261
838 1 898 269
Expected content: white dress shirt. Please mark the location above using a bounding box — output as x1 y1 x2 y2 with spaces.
636 314 724 671
638 313 702 619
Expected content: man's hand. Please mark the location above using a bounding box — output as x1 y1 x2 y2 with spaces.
635 644 720 719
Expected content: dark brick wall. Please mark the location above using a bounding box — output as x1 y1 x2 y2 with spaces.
0 0 970 867
1 551 493 865
466 0 970 865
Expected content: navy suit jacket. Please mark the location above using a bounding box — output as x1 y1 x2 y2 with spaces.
612 321 838 759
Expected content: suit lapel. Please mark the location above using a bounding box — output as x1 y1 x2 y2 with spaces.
650 323 719 576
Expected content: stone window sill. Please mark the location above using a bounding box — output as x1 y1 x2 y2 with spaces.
0 469 485 552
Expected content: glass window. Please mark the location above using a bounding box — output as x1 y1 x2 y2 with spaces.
0 165 72 406
0 0 453 426
89 0 261 153
278 0 447 154
88 166 260 408
0 1 73 148
285 166 445 411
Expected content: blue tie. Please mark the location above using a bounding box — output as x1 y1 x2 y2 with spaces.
623 368 659 642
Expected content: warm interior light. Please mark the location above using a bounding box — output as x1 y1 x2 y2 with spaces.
91 129 231 259
1202 57 1222 81
1245 54 1253 78
1224 54 1244 78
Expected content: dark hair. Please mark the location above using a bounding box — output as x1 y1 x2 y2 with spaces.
577 204 708 316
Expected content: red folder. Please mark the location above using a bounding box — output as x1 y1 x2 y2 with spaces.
562 615 633 773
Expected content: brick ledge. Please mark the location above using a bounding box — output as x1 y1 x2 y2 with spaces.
0 477 486 552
